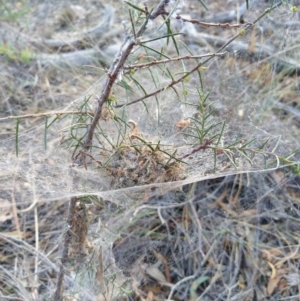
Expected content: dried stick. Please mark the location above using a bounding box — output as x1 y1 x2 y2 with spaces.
175 14 253 28
124 52 227 71
179 139 214 160
53 197 77 301
0 111 94 121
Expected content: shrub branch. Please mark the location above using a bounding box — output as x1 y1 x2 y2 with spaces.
76 0 171 164
124 52 227 71
115 3 282 109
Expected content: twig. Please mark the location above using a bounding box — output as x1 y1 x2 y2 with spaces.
73 150 104 169
53 197 77 301
188 200 205 258
95 247 106 293
150 0 169 19
179 139 214 159
176 14 253 28
124 52 227 71
203 0 258 23
31 159 39 300
33 205 39 300
167 275 195 301
134 194 199 216
0 110 94 121
10 176 21 233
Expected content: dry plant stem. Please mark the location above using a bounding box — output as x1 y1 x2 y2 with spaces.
10 176 21 233
167 275 195 301
188 200 205 258
134 194 199 216
176 15 253 28
95 247 106 294
0 111 94 121
179 139 213 159
73 149 110 170
33 205 39 299
150 0 169 19
53 197 77 301
79 0 171 156
124 52 227 71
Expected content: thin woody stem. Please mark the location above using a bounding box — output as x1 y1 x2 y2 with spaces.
179 139 214 159
175 14 253 28
124 52 227 71
53 197 77 301
0 111 94 121
78 0 171 160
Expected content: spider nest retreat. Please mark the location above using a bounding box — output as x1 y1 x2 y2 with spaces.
106 120 184 188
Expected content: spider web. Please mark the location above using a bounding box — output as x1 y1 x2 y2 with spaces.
0 0 300 299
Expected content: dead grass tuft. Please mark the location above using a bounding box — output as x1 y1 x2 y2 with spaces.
111 171 300 300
